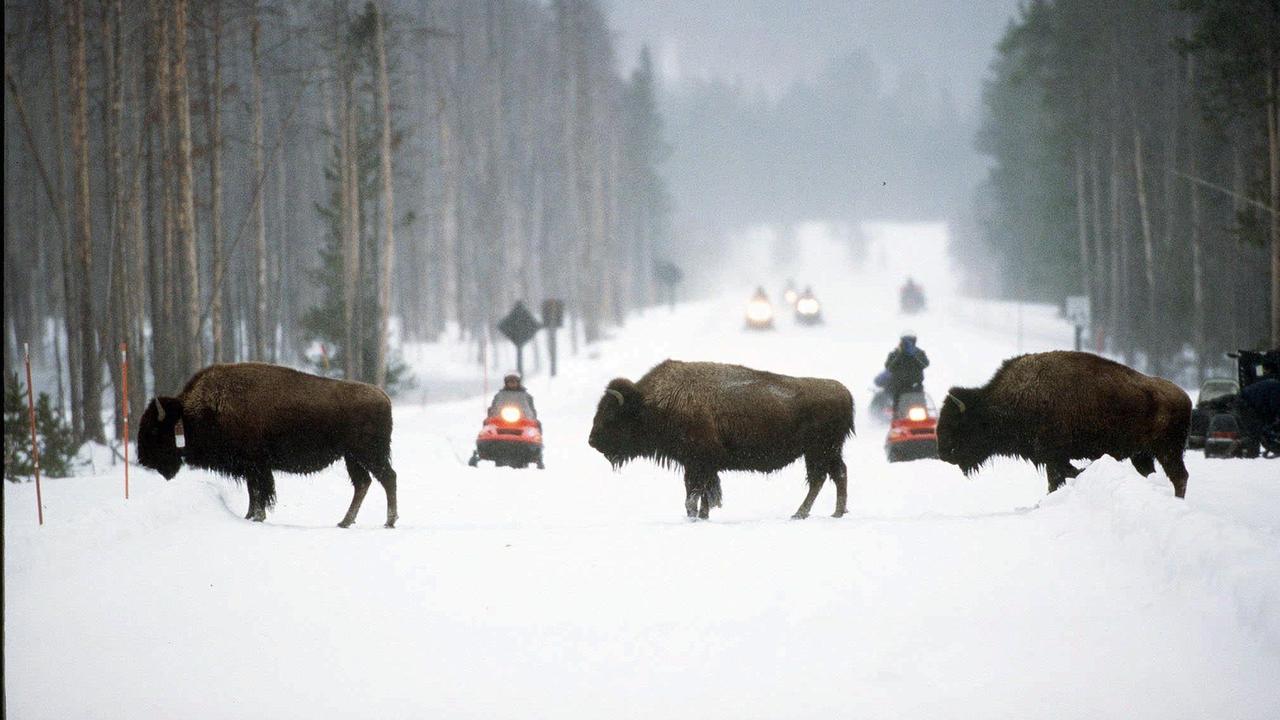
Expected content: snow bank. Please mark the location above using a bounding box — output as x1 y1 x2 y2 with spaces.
1048 459 1280 651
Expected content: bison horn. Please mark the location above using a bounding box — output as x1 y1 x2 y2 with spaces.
153 398 166 422
946 393 966 413
606 389 625 407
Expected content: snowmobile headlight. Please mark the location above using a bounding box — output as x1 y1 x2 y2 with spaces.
907 406 927 422
797 297 820 315
500 406 523 423
784 289 798 305
747 300 773 323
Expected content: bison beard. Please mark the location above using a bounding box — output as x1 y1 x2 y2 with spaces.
937 351 1191 498
588 360 855 519
136 362 399 527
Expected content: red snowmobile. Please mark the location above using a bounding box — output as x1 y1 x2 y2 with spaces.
468 401 545 469
885 391 939 462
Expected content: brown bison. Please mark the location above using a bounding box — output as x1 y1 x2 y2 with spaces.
588 360 855 519
937 351 1191 497
137 362 399 527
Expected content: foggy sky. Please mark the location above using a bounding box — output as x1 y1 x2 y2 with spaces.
604 0 1020 120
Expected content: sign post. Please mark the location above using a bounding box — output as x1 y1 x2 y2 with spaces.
24 344 43 525
497 301 542 377
541 299 564 377
653 259 684 312
1065 295 1091 352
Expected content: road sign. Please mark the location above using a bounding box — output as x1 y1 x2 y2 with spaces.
1065 295 1091 328
498 302 541 347
498 302 542 375
541 299 564 329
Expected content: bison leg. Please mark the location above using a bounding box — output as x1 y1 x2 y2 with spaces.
1046 462 1068 494
370 460 399 528
793 455 828 520
697 472 722 519
245 470 274 522
339 456 373 528
1156 450 1189 499
683 468 716 520
1131 452 1156 477
830 457 849 518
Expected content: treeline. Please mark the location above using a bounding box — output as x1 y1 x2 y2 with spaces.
961 0 1279 377
3 0 670 443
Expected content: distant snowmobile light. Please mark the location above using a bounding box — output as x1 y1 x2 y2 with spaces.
797 297 820 315
500 405 523 423
784 289 799 305
746 299 774 323
907 406 927 422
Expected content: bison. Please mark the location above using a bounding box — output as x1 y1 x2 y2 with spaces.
588 360 855 519
137 362 399 527
937 351 1191 497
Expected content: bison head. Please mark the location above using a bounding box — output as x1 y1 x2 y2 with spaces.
588 378 646 467
936 387 989 475
137 397 185 479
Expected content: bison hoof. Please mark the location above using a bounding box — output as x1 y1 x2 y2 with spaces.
337 519 354 528
791 512 809 520
384 519 397 528
832 510 846 518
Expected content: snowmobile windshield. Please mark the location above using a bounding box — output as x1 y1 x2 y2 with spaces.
1197 379 1238 404
490 390 536 419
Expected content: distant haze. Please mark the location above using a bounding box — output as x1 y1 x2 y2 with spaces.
605 0 1019 119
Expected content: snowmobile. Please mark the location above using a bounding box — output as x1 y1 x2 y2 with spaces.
745 289 775 330
869 370 898 424
900 280 926 314
885 391 939 462
794 287 823 325
782 279 800 309
468 400 545 469
1194 349 1280 459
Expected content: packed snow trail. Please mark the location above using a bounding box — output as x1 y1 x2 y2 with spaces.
6 223 1279 719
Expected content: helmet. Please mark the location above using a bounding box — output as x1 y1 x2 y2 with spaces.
900 331 917 344
503 371 521 385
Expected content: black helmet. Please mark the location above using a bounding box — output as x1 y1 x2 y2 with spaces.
504 371 521 385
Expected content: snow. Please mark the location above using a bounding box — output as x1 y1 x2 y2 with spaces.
6 222 1280 719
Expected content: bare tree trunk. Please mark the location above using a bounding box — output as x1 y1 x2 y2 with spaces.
1269 63 1280 347
1074 145 1092 305
203 0 226 362
1089 143 1108 345
1132 126 1158 371
340 44 360 380
1186 55 1206 380
172 0 201 377
104 0 128 436
439 93 461 333
45 0 83 435
150 0 177 392
251 1 269 362
67 0 104 442
373 1 396 388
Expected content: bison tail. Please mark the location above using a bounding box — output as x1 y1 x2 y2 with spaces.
707 476 723 508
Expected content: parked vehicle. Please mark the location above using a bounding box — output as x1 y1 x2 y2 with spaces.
1188 377 1239 449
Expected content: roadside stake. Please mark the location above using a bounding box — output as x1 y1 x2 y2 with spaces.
25 343 43 525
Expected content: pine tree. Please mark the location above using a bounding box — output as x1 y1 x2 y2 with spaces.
4 372 83 481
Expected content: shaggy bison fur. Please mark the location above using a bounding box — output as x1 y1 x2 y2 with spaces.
937 351 1191 497
137 362 398 527
588 360 855 519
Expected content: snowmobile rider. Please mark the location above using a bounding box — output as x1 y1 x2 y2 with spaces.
489 372 537 420
884 333 930 405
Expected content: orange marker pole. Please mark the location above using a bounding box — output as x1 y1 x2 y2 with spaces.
24 343 44 525
122 342 130 500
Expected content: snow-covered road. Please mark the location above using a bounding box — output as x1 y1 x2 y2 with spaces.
6 223 1279 719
